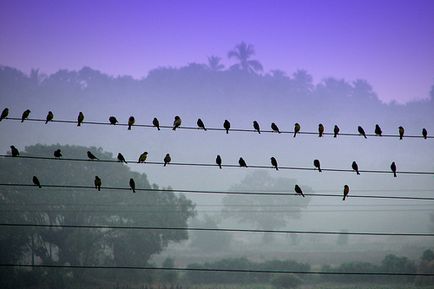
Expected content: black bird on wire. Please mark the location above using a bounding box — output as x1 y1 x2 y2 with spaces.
173 116 181 130
294 184 305 197
294 123 300 137
422 128 427 139
10 145 19 157
253 121 260 134
352 161 360 175
54 149 62 159
117 153 127 164
77 112 84 126
0 108 8 121
109 116 118 125
87 151 98 160
164 153 171 166
343 185 349 201
153 117 160 130
399 126 404 140
216 155 222 169
129 178 136 193
32 176 41 188
94 176 102 191
358 126 367 138
271 122 280 133
333 125 340 138
197 118 206 130
375 124 382 136
239 157 247 168
271 157 278 170
318 123 324 137
391 161 397 177
45 111 54 124
313 159 321 172
138 152 148 163
128 116 135 130
224 120 230 134
21 109 31 122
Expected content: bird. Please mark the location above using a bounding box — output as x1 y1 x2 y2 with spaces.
32 176 41 188
197 118 206 130
21 109 31 122
173 116 181 130
128 116 135 130
253 121 260 134
45 111 54 124
422 128 427 139
223 120 230 134
343 185 349 201
216 155 222 169
117 153 127 164
333 125 340 138
270 157 278 170
129 178 136 193
318 124 324 137
375 124 382 136
77 112 84 126
358 126 367 138
294 123 300 137
10 145 19 157
109 116 118 125
0 107 8 121
352 161 360 175
294 184 305 197
390 161 397 177
399 126 404 140
54 149 62 159
164 153 171 166
271 122 280 133
153 117 160 130
313 159 321 172
94 176 102 191
138 152 148 163
87 151 98 160
239 157 247 168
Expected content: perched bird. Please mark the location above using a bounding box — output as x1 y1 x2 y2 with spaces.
271 157 278 170
343 185 349 201
10 145 19 157
352 161 360 175
375 124 382 136
197 118 206 130
128 116 135 130
109 116 118 125
87 151 98 160
164 153 171 166
422 128 427 139
32 176 41 188
117 153 127 164
223 120 230 134
45 111 54 124
294 123 300 137
253 121 260 134
94 176 102 191
21 109 31 122
358 126 367 138
271 122 280 133
333 125 340 138
173 116 181 130
216 155 222 169
313 159 321 172
239 157 247 168
318 124 324 137
390 161 397 178
153 117 160 130
294 184 305 197
77 112 84 126
138 152 148 163
54 149 62 159
0 107 8 121
129 178 136 193
399 126 404 140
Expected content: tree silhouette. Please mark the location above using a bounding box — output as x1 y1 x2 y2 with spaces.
207 56 225 71
227 42 263 73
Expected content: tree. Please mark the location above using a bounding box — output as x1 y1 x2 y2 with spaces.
227 42 263 73
207 56 225 71
189 214 232 252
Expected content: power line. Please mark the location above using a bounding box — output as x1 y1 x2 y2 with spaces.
1 223 433 237
2 117 432 139
1 183 434 201
1 155 434 175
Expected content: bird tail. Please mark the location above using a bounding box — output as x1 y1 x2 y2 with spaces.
45 120 48 124
226 130 228 134
318 168 322 172
98 186 100 191
164 163 167 167
157 127 160 130
21 120 24 123
293 132 296 137
334 134 337 138
173 127 176 131
258 131 261 134
77 123 81 127
394 172 397 177
38 184 42 188
357 171 360 175
204 127 207 131
124 160 128 164
343 196 346 201
219 164 222 169
301 193 305 198
133 189 136 193
128 126 131 130
275 167 278 171
364 135 367 139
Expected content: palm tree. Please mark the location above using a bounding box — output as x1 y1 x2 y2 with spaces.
227 42 263 73
207 56 225 71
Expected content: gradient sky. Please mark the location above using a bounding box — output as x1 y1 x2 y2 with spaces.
0 0 433 103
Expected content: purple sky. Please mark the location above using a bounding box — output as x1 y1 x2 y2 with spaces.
0 0 433 103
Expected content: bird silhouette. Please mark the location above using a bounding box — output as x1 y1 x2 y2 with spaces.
138 152 148 163
54 149 62 159
223 120 230 134
271 122 280 133
10 145 19 157
87 151 98 160
173 116 181 130
164 153 171 166
128 116 135 130
45 111 54 124
253 121 260 134
0 108 8 121
352 161 360 175
117 153 127 164
313 159 321 172
153 117 160 130
390 161 397 177
239 157 247 168
271 157 278 170
32 176 41 188
294 123 300 137
216 155 222 169
358 126 367 138
318 124 324 137
422 128 427 139
77 112 84 126
294 184 305 197
375 124 382 136
197 118 206 130
399 126 404 140
21 109 31 122
109 116 118 125
334 125 340 138
129 178 136 193
343 185 349 201
94 176 102 191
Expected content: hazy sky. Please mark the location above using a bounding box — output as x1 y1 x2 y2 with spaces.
0 0 433 103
